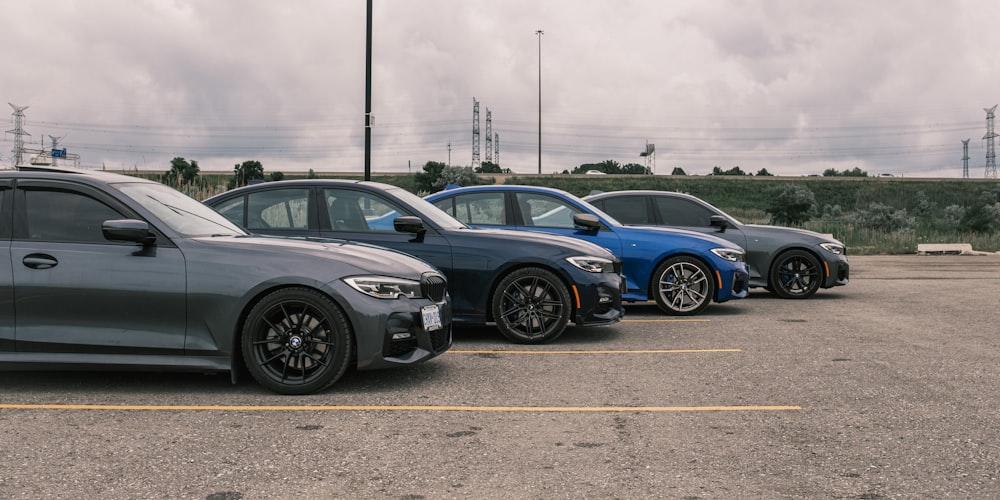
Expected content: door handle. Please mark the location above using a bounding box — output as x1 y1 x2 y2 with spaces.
23 254 58 269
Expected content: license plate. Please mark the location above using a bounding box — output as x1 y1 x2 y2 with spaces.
421 305 443 331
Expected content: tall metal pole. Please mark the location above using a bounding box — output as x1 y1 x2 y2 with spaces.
364 0 373 180
536 29 543 174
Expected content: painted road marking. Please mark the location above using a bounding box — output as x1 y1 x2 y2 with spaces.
622 319 712 323
0 404 799 412
448 349 740 355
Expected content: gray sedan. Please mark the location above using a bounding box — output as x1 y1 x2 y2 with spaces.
585 190 849 299
0 167 452 394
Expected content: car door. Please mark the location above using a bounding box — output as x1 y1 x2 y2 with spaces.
0 180 13 352
10 180 188 354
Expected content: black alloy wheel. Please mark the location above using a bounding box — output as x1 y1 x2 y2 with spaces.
769 249 822 299
491 267 571 344
242 287 352 395
652 255 714 316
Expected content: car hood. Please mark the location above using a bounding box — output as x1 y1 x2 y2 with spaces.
455 227 619 260
193 234 440 278
743 224 843 244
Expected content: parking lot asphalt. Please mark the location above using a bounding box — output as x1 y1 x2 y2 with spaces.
1 254 999 499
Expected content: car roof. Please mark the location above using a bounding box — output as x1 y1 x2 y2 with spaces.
2 165 155 185
585 190 695 200
206 178 402 198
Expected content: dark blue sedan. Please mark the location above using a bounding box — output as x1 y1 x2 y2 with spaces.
426 185 750 316
204 180 625 344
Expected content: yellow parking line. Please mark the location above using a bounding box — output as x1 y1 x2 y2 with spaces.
449 349 740 354
0 404 799 412
623 319 712 323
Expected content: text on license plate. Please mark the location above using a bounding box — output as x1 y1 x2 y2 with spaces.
421 305 443 331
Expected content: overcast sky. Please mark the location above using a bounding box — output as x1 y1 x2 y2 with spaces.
5 0 1000 178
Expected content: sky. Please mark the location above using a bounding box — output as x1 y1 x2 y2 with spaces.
4 0 1000 178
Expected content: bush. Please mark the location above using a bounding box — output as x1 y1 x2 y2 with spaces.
852 202 916 232
765 184 817 225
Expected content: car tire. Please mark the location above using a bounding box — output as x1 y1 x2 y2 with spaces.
652 256 714 316
241 287 352 395
769 249 822 299
491 267 571 344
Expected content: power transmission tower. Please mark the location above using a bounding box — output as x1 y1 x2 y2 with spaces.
472 98 480 169
7 103 31 166
495 133 500 167
484 108 493 164
962 138 970 178
985 105 998 178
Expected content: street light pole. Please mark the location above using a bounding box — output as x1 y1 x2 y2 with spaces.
536 29 543 175
364 0 373 181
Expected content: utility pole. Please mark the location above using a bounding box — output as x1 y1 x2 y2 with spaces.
536 29 543 174
962 139 970 178
364 0 373 180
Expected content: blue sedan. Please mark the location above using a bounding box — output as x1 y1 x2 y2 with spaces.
426 185 749 316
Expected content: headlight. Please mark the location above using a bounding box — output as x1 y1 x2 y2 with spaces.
710 248 745 262
344 276 422 299
820 242 845 255
566 256 616 273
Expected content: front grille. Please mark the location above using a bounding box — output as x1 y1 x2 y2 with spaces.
421 273 447 302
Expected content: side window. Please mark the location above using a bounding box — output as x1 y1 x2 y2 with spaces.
213 197 245 227
323 189 408 233
514 193 579 229
246 189 309 230
0 187 9 239
654 197 715 227
599 197 650 225
24 189 124 243
435 193 505 225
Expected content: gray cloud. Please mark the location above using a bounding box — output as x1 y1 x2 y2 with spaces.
4 0 999 177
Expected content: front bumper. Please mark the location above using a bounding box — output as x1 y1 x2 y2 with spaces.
714 261 750 303
822 255 850 289
570 269 625 327
331 281 453 372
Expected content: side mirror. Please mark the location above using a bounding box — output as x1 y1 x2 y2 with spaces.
393 216 426 235
103 219 156 245
573 213 601 231
709 215 728 232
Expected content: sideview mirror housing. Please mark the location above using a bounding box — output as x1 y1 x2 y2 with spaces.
573 213 601 231
709 215 729 232
394 216 426 235
103 219 156 245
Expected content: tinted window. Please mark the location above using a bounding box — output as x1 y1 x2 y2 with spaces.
246 188 309 230
24 189 123 243
434 192 505 225
0 187 8 238
514 192 581 228
213 197 245 227
600 197 650 224
323 188 409 233
654 196 716 227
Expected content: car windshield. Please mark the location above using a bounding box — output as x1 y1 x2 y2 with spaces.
115 182 246 237
381 184 469 230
